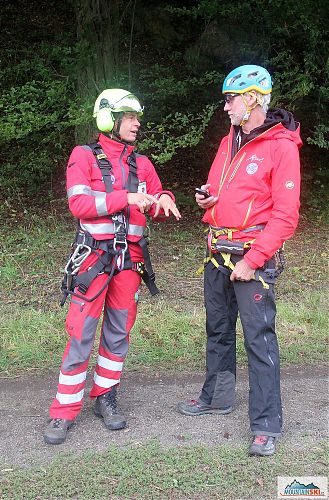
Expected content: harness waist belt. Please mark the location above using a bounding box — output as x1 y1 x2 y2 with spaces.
209 224 266 236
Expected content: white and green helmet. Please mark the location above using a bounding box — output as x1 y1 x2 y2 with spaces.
93 88 143 132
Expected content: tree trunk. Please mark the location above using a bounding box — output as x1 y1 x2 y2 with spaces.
74 0 124 143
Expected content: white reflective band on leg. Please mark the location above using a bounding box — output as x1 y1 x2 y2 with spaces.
56 389 85 405
93 373 119 389
59 371 87 386
97 355 123 372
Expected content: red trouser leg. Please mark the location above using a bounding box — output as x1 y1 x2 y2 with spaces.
90 269 141 398
49 265 110 421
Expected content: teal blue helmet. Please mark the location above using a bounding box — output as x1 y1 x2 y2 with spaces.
222 65 272 95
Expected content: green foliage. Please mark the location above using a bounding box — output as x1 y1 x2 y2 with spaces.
0 0 328 203
0 37 78 195
307 125 329 149
136 64 222 161
166 0 328 149
139 105 218 163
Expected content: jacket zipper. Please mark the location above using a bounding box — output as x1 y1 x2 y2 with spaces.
211 124 280 227
119 144 128 188
241 197 255 228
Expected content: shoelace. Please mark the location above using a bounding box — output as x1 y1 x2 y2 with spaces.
52 418 64 428
103 395 118 413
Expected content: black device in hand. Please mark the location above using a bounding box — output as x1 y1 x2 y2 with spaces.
195 188 210 198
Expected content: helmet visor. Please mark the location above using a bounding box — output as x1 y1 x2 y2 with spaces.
113 94 143 115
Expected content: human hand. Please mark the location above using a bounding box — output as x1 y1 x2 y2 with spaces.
230 259 255 282
127 192 159 213
195 183 218 209
154 194 182 221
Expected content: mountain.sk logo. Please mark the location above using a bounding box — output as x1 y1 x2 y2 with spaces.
277 477 328 498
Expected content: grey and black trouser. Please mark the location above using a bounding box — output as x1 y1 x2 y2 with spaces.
200 253 282 437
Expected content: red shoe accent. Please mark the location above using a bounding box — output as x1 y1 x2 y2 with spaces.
253 435 268 445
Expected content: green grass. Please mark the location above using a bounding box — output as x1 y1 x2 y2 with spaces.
0 307 66 374
0 440 327 499
0 289 327 375
0 211 328 374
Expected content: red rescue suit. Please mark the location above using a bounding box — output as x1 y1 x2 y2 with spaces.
50 134 174 420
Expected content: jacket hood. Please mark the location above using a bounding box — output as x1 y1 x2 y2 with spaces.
265 108 299 132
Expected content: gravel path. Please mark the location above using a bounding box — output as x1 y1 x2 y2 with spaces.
0 365 328 468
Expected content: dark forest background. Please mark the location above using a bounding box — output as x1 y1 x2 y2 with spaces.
1 0 328 216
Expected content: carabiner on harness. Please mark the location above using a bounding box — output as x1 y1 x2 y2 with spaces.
64 244 92 276
112 212 128 271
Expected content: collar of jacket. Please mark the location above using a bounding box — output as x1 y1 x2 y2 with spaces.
98 133 135 157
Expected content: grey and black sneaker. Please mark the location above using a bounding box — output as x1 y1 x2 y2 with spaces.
249 435 276 456
43 418 74 445
94 386 126 430
177 399 233 416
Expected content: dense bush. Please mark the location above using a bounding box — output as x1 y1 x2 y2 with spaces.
0 0 327 209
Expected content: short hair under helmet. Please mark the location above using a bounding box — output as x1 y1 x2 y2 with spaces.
222 65 272 95
93 88 143 132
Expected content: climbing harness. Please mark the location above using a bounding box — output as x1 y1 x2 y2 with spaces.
197 224 285 290
60 143 159 306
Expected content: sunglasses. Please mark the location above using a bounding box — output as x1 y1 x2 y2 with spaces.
224 94 240 104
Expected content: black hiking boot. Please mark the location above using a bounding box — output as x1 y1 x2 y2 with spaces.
177 399 233 416
249 435 277 456
94 386 126 430
43 418 74 445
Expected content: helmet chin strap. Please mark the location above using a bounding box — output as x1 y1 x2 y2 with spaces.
239 93 261 127
109 113 132 144
112 112 123 140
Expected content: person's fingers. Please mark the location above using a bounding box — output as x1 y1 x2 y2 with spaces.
171 206 181 219
153 203 160 218
144 193 158 204
163 205 170 217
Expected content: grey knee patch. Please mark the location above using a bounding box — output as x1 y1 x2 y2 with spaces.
101 307 129 358
212 370 236 408
63 316 98 371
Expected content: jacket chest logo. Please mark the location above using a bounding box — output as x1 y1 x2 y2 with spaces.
248 154 264 162
246 162 259 175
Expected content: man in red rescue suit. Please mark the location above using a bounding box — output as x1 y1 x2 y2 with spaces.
44 89 181 445
177 65 302 456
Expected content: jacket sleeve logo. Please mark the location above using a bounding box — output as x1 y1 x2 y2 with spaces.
285 180 295 189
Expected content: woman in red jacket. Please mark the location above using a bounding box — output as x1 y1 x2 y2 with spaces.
44 89 181 445
178 65 302 457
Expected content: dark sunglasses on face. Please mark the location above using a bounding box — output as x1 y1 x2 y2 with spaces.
224 94 239 104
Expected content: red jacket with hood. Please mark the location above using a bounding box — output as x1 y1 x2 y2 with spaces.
66 133 174 261
202 109 302 269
